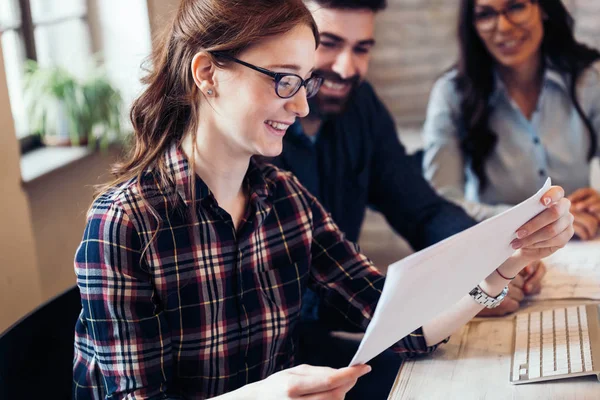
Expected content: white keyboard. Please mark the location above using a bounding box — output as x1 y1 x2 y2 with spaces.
511 305 596 383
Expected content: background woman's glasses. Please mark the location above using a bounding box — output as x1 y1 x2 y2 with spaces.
474 0 536 32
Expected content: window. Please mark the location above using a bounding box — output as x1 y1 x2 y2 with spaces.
0 0 91 149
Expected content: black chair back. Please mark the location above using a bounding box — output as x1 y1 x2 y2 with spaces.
0 285 81 400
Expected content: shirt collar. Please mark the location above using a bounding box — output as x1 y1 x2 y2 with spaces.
164 141 272 206
544 66 569 92
290 120 304 137
489 59 569 106
290 120 319 145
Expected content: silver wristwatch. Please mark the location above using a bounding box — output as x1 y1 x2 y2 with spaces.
469 285 509 308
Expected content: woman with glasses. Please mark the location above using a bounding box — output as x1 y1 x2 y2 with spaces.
72 1 573 399
422 0 600 314
424 0 600 236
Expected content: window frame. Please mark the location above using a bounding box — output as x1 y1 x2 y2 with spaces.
0 0 89 154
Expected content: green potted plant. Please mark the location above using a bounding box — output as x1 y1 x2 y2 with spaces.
80 66 124 150
23 59 123 149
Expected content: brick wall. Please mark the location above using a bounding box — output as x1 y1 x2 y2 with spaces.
368 0 600 125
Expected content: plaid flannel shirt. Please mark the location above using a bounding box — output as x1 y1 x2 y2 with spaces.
73 143 441 399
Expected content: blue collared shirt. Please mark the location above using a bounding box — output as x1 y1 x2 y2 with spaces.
423 62 600 221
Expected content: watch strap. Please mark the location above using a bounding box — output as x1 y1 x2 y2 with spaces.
469 285 509 309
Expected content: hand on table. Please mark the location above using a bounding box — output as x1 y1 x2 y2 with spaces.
568 188 600 240
570 209 599 241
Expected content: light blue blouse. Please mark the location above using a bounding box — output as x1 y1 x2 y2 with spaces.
423 62 600 221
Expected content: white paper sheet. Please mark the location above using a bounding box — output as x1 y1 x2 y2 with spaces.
349 178 552 366
529 237 600 301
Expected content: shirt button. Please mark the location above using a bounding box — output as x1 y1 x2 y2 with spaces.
539 169 546 177
533 137 540 145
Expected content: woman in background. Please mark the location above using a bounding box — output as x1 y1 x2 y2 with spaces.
423 0 600 240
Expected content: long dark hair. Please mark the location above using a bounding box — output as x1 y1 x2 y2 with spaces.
455 0 600 190
309 0 387 11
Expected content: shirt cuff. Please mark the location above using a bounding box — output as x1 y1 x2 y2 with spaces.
390 326 449 359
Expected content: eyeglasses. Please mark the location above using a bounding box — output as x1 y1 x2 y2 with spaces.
474 0 537 33
211 52 323 99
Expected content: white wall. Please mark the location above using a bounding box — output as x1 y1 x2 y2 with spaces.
89 0 153 129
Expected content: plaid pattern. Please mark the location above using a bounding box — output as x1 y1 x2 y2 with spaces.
73 143 440 399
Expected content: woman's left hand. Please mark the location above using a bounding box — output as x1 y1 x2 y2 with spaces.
509 186 574 263
519 260 546 295
568 187 600 223
571 211 599 240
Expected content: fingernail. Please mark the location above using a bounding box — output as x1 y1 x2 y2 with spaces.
516 230 528 239
526 284 532 292
511 240 522 250
363 365 372 374
543 197 551 206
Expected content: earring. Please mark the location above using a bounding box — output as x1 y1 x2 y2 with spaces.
207 89 213 96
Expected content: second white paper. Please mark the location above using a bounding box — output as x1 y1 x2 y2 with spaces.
349 178 552 366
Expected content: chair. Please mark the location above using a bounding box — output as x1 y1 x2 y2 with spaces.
0 285 81 400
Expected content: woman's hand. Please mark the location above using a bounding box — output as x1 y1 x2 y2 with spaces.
567 188 600 240
477 188 569 319
477 261 546 317
502 186 574 273
570 211 599 240
245 364 371 400
569 187 600 223
520 260 546 295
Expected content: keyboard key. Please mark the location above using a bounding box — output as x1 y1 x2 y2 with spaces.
555 368 569 375
543 369 561 377
571 362 583 373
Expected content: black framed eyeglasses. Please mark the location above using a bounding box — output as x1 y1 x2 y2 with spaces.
211 52 323 99
474 0 537 33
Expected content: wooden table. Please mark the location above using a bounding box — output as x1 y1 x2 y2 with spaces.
388 300 600 400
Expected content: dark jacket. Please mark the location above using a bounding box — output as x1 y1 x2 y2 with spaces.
271 81 475 246
270 81 477 327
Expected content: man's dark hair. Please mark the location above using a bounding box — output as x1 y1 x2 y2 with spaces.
308 0 387 11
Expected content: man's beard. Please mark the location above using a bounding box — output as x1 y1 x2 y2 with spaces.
308 70 361 119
